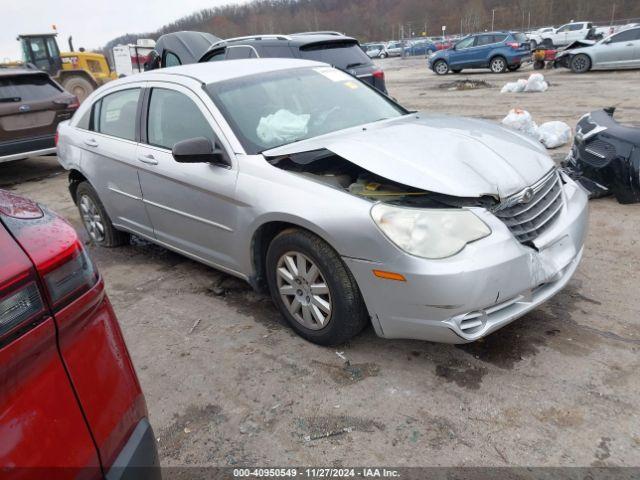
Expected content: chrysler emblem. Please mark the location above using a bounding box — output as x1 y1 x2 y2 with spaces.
521 187 535 204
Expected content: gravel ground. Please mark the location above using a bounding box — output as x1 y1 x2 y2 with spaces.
2 59 639 468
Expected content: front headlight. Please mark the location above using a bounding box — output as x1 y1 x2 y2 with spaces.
371 204 491 259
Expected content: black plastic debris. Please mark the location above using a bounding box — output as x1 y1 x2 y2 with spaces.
563 108 640 204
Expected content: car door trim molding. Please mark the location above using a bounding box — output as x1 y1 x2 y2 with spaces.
142 198 234 232
108 186 141 201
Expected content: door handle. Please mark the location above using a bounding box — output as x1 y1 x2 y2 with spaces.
138 154 158 165
84 138 98 147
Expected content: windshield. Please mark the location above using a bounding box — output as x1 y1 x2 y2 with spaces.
206 67 407 154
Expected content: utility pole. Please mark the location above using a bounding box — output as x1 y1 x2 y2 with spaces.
491 9 495 31
528 11 531 30
610 3 616 25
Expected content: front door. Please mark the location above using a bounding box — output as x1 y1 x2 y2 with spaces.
136 84 240 273
449 36 477 68
596 28 640 68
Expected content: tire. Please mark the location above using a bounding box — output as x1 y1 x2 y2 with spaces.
490 56 508 73
62 76 94 103
571 54 591 74
76 182 129 247
433 59 449 75
508 64 521 71
379 52 387 59
534 60 545 70
265 229 368 346
530 39 538 50
542 38 553 48
451 69 462 73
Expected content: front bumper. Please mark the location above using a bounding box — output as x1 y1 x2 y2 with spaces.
106 418 161 480
344 176 589 343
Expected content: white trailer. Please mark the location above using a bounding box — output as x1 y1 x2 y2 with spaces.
112 41 154 77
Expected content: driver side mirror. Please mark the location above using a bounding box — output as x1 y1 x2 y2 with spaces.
172 137 229 166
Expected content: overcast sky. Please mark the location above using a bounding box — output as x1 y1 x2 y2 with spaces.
0 0 243 61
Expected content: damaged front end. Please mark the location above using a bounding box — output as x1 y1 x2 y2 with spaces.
563 108 640 204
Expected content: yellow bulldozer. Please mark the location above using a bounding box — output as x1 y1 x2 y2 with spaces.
17 33 116 102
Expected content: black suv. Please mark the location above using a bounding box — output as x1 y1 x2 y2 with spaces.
199 32 387 93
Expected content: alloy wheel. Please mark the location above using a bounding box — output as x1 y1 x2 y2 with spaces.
79 194 105 242
491 57 506 73
435 61 448 75
276 251 332 330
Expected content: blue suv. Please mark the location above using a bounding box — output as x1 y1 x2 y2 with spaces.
428 31 530 75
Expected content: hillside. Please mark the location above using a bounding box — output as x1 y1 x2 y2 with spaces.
102 0 640 51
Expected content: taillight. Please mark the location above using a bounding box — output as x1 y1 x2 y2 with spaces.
68 96 80 110
0 228 46 345
54 131 59 147
373 69 385 80
507 42 520 49
39 241 98 311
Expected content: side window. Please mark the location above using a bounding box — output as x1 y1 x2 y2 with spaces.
456 37 475 49
569 24 583 31
259 45 294 58
46 37 59 58
97 89 140 141
164 51 181 67
225 46 257 60
476 35 494 46
206 49 227 62
146 88 216 150
610 29 639 43
557 25 570 33
75 107 92 130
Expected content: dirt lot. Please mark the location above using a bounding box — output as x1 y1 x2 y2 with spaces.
2 59 639 467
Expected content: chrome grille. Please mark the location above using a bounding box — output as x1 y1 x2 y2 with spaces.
494 170 564 244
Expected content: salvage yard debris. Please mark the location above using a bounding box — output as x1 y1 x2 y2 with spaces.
502 109 571 149
438 79 492 91
501 73 549 93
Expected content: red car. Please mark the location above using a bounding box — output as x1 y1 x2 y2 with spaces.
0 190 159 479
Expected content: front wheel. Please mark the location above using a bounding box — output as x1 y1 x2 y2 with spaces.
379 52 387 59
76 182 129 247
490 56 508 73
266 229 368 346
433 60 449 75
571 54 591 74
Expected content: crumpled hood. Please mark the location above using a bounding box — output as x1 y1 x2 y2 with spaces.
264 112 554 199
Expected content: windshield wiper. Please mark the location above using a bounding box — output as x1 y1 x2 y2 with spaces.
0 97 21 103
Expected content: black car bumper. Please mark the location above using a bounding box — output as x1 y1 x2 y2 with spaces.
106 418 161 480
0 135 56 163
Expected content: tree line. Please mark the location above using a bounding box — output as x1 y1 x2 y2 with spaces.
102 0 639 52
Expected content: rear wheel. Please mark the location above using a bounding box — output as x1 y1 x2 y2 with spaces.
379 52 387 59
61 76 94 103
490 56 508 73
266 229 368 346
534 60 545 70
76 182 129 247
571 54 591 73
433 60 449 75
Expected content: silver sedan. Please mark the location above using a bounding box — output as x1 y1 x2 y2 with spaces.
560 26 640 73
56 58 588 345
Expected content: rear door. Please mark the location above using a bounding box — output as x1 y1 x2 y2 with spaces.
136 83 240 272
0 222 101 477
76 85 154 238
0 73 73 156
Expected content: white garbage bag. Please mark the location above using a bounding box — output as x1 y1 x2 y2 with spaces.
501 109 539 138
524 73 548 92
257 109 310 144
500 78 527 93
538 121 572 148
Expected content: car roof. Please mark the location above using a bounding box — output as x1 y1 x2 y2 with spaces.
204 33 358 54
112 58 326 86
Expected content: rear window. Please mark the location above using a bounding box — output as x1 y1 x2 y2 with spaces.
0 75 62 103
298 41 372 69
